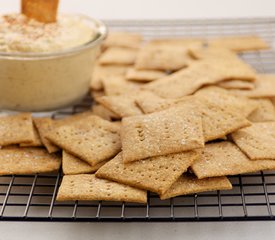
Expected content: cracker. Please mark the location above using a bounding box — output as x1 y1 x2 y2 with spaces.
198 99 251 142
217 80 255 90
195 86 258 117
121 104 204 162
0 113 35 147
47 115 121 166
231 122 275 160
90 64 129 91
96 151 200 195
144 61 225 98
96 95 143 118
208 36 269 52
56 174 147 203
189 46 238 60
150 38 204 49
99 47 138 66
230 74 275 98
20 124 43 147
101 75 141 96
248 99 275 122
160 175 232 200
191 141 275 179
62 151 107 175
91 90 105 99
21 0 59 23
126 68 167 82
92 104 120 121
135 44 192 71
0 147 61 175
102 32 142 49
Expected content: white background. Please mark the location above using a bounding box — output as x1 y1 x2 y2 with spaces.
1 0 275 239
1 0 275 19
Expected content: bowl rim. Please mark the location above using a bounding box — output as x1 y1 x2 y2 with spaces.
0 15 108 60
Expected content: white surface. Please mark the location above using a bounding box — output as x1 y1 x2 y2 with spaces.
1 1 275 240
0 0 275 19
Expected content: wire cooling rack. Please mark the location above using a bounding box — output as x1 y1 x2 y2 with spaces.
1 18 275 222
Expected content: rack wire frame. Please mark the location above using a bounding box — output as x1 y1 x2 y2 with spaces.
1 18 275 222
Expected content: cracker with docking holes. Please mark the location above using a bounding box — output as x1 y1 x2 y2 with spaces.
56 174 147 203
121 104 204 162
191 141 275 179
46 115 121 166
0 147 61 175
96 150 200 195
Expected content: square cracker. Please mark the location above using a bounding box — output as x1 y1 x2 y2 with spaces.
231 122 275 160
56 174 147 203
91 104 120 121
160 175 232 200
90 64 129 91
248 99 275 122
208 36 269 52
135 44 192 71
230 74 275 98
195 86 258 117
62 151 107 175
20 123 43 147
0 113 35 147
0 147 61 175
102 32 142 49
46 115 121 166
96 150 200 195
191 141 275 179
101 75 141 96
99 47 138 66
96 95 143 118
144 61 225 99
121 104 204 162
126 68 167 82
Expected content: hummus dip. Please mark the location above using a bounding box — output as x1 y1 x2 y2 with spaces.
0 14 105 111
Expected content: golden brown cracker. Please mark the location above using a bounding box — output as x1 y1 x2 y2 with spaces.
126 68 167 82
56 174 147 203
248 99 275 122
217 80 255 90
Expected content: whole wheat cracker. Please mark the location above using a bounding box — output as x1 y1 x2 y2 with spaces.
96 95 143 118
99 47 138 66
56 174 147 203
248 99 275 122
208 36 269 52
191 141 275 179
0 147 61 175
96 150 200 195
62 151 108 175
90 64 129 91
20 123 43 147
121 104 204 162
135 44 192 71
160 175 232 200
91 104 120 121
126 68 167 82
0 113 35 147
102 32 143 49
46 115 121 166
231 122 275 160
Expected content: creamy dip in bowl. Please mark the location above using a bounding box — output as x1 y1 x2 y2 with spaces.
0 14 107 111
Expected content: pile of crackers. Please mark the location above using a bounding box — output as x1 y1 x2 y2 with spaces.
1 32 275 204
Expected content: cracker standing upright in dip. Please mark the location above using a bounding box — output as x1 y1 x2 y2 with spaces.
0 0 107 112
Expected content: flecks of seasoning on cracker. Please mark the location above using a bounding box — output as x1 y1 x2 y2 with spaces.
191 141 275 179
160 174 232 200
46 115 121 166
0 147 61 175
0 113 35 147
121 104 204 162
231 122 275 160
62 151 108 175
56 174 147 203
96 151 200 195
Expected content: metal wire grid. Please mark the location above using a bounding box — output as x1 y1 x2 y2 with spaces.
1 18 275 222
